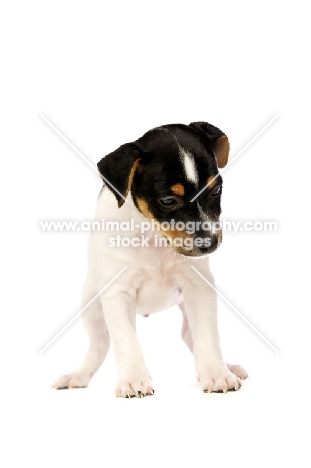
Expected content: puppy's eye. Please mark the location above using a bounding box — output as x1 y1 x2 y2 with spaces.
159 196 177 207
211 186 221 198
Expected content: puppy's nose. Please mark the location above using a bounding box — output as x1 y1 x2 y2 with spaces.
196 234 218 253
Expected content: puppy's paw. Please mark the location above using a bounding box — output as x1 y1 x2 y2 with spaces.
115 378 154 398
199 367 242 393
227 363 248 380
52 372 91 389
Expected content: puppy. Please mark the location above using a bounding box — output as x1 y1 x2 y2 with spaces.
53 121 248 396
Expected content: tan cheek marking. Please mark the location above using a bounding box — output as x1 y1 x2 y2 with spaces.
164 229 190 240
134 200 196 251
125 158 141 199
170 183 185 196
162 229 196 254
160 229 194 249
136 197 154 220
207 176 217 189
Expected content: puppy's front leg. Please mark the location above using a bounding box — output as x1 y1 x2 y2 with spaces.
100 292 153 398
181 268 241 393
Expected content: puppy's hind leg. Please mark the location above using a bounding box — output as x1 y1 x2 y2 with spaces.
180 304 248 382
52 279 110 389
179 303 193 353
226 363 248 380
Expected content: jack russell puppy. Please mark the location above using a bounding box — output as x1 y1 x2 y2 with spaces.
53 121 248 397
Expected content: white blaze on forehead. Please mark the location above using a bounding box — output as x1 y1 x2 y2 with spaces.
179 147 198 185
197 202 207 220
197 202 217 234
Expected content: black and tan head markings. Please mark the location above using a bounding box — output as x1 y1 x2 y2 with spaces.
97 121 229 256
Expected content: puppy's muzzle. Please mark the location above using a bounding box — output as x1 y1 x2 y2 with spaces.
194 230 220 255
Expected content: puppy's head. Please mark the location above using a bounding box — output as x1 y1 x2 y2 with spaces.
97 121 229 257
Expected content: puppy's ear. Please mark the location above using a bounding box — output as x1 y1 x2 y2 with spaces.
189 121 230 168
97 143 141 207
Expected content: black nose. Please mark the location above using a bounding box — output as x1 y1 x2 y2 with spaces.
197 235 218 253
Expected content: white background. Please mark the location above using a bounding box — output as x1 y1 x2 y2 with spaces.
1 1 310 466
